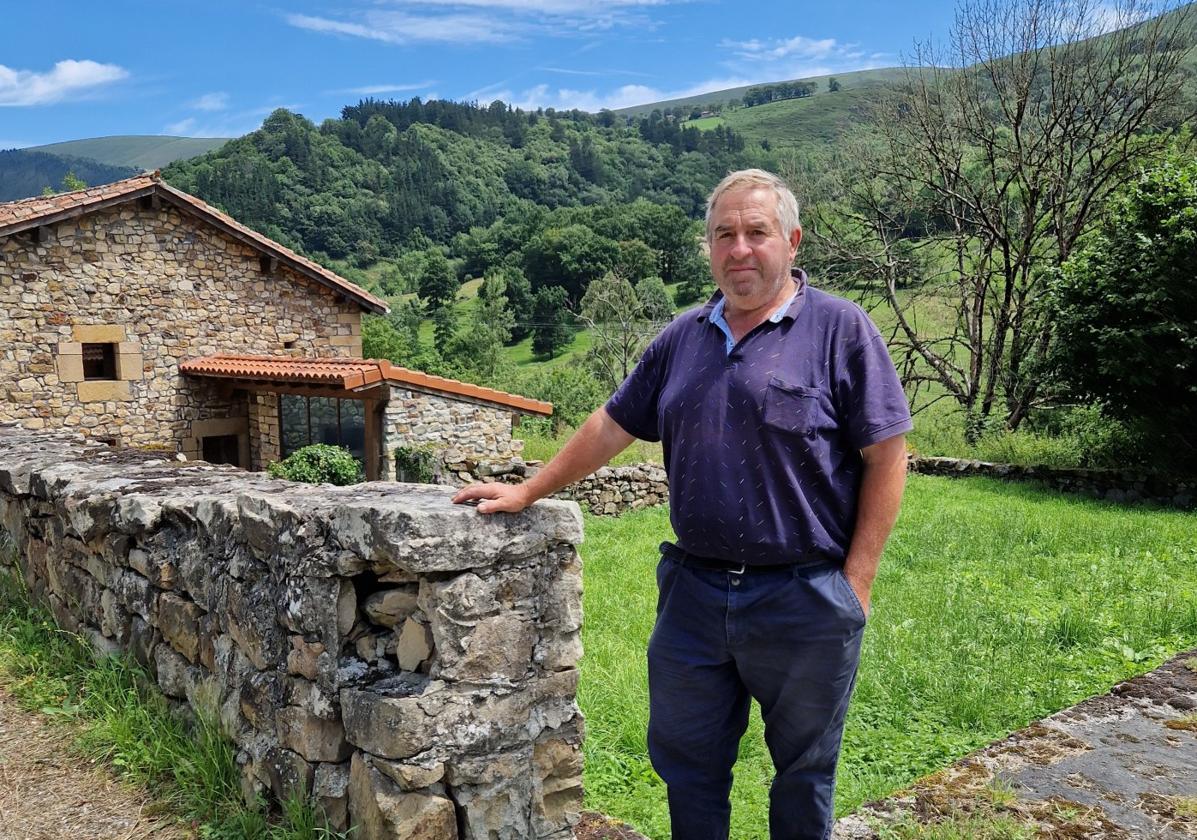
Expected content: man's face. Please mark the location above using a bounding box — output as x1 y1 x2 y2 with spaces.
708 186 801 315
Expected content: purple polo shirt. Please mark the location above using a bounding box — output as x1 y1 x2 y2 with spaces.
605 269 912 566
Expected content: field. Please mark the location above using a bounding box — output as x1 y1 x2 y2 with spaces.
578 474 1197 839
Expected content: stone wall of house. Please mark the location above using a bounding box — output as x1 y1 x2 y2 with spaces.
0 425 584 839
554 465 669 516
0 201 364 456
380 388 524 480
248 392 282 471
908 456 1196 508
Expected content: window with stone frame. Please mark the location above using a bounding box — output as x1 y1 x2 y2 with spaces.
81 343 118 381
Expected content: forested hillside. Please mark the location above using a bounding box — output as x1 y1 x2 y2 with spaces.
0 150 137 202
163 99 764 261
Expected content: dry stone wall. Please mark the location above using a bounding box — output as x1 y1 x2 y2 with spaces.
0 202 363 453
908 456 1196 509
0 425 584 839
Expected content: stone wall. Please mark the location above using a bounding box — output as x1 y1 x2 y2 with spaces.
908 456 1196 508
554 465 669 516
0 425 584 839
0 202 364 454
381 388 524 480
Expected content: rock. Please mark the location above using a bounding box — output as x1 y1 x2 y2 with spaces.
277 706 352 763
347 753 458 840
158 592 204 663
287 636 326 681
314 762 351 832
396 617 433 672
364 587 419 628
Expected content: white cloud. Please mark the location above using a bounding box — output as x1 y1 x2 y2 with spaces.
491 77 758 111
400 0 665 12
337 81 438 95
286 0 670 46
189 92 229 111
0 59 128 107
288 11 515 45
162 103 302 138
164 117 196 135
716 32 892 82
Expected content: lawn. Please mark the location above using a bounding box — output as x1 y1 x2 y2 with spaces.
578 474 1197 839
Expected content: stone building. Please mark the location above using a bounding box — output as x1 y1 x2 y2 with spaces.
0 174 550 480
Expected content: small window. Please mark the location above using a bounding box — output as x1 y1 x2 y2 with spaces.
202 434 242 467
82 343 117 380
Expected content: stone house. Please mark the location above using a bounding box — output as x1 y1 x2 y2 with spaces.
0 174 550 480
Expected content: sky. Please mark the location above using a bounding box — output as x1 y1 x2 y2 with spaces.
0 0 961 149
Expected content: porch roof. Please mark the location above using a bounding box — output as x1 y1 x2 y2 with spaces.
181 354 553 416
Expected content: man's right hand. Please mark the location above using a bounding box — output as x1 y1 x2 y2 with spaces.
452 482 533 514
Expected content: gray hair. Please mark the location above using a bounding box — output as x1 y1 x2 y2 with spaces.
704 168 801 241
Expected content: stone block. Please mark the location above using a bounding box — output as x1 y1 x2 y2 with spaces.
159 592 204 663
72 324 126 343
347 753 458 840
363 587 418 628
314 762 351 832
396 617 433 672
116 351 143 380
278 705 353 763
56 353 84 383
77 380 132 403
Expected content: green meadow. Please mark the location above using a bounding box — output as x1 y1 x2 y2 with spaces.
578 474 1197 839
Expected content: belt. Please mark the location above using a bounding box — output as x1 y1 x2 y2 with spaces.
659 542 834 575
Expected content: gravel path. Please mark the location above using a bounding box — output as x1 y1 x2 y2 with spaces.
0 685 189 840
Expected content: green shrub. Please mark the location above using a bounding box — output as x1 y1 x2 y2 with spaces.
394 445 440 483
267 445 362 486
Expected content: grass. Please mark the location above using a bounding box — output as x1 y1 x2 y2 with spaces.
0 549 342 839
577 473 1197 839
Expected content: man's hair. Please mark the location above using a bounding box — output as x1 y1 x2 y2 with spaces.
704 169 801 240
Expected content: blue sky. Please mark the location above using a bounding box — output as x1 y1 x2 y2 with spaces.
0 0 960 148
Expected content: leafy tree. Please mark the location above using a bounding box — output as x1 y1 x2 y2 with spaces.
806 0 1193 435
615 239 658 283
578 271 658 391
523 224 619 302
501 268 535 343
1050 155 1197 469
418 250 459 310
635 276 674 322
827 77 841 93
531 286 572 359
674 247 713 305
505 366 606 432
431 303 458 356
445 273 516 379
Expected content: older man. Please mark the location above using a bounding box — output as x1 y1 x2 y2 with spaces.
454 169 911 839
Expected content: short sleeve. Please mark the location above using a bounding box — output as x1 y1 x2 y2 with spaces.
834 334 913 449
604 334 666 442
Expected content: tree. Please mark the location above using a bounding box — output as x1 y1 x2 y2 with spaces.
615 239 659 283
523 224 620 302
635 277 674 322
1050 155 1197 469
806 0 1192 436
827 77 841 92
531 286 572 359
578 271 659 391
431 304 457 356
499 268 535 343
418 250 459 310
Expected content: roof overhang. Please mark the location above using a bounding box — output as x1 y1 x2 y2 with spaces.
182 355 553 417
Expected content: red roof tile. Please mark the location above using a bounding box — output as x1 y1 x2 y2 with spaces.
181 354 553 416
0 173 389 314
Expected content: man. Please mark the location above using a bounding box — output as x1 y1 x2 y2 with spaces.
454 169 911 839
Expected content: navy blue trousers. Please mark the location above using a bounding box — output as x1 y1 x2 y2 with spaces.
647 551 866 840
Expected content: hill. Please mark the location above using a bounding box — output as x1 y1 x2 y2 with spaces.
28 136 230 171
614 66 909 118
0 150 138 202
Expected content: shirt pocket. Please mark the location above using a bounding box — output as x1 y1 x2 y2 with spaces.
762 378 821 436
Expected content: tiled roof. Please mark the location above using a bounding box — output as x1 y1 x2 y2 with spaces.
0 173 389 314
181 354 553 416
